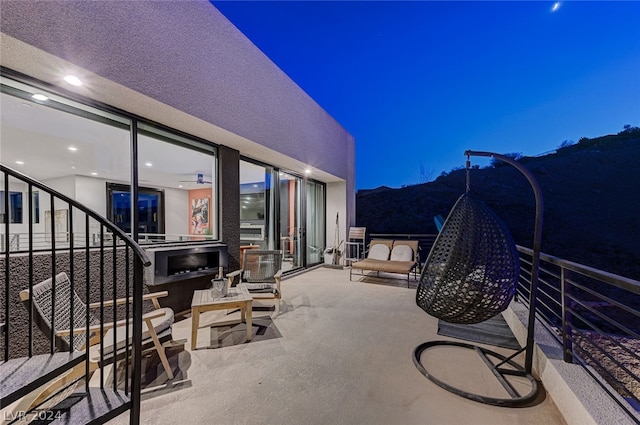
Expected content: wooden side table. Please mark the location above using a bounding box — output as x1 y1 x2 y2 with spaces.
190 284 253 350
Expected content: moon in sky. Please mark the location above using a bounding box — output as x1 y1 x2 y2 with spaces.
552 2 561 12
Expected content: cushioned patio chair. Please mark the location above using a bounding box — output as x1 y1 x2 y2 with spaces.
227 250 283 316
19 272 175 382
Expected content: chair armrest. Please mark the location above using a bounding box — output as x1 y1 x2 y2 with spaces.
226 269 242 287
55 309 167 337
227 270 242 278
274 270 282 292
88 291 168 309
142 309 167 321
56 320 120 337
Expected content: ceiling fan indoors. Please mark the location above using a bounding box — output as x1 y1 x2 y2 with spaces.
178 173 212 184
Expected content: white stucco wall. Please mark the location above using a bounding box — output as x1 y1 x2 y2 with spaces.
326 181 348 249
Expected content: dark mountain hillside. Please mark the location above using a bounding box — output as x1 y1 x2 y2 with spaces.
357 129 640 280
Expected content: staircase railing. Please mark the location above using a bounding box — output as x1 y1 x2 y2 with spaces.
1 164 150 424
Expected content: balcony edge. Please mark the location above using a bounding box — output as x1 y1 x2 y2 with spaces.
503 301 640 425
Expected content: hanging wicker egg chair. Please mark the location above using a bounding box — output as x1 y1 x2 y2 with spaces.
416 192 520 324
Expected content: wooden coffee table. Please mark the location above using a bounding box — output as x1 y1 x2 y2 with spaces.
190 284 253 350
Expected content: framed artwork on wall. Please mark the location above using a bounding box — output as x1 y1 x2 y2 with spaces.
191 197 210 235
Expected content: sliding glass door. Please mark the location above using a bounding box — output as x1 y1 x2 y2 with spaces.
305 180 325 265
240 160 326 272
279 172 303 272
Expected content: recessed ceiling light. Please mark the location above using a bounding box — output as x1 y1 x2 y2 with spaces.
15 160 24 165
71 166 76 169
305 169 312 174
64 75 83 86
90 172 98 176
32 94 48 101
178 185 183 188
68 146 78 152
145 162 153 167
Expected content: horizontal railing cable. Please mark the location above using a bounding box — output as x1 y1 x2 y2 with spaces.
515 244 640 420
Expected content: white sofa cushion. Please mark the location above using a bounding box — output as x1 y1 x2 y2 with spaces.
390 245 414 261
368 244 390 260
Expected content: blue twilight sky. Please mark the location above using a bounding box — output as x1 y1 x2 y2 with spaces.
212 1 640 190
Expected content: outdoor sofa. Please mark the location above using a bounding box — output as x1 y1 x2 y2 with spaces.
349 239 420 287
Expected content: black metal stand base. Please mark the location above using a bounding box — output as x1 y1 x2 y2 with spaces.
413 340 540 407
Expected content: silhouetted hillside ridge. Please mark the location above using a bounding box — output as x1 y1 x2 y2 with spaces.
357 131 640 280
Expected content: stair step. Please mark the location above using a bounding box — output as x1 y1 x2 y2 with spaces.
0 352 85 407
31 388 131 425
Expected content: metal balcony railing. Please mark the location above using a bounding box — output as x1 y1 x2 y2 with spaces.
516 246 640 420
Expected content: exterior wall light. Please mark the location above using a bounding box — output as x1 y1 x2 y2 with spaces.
64 75 83 86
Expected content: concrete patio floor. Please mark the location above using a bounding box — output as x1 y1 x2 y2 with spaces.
108 266 567 425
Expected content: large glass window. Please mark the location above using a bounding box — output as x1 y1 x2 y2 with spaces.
240 160 276 249
138 124 217 241
1 76 131 247
1 74 326 270
1 75 218 246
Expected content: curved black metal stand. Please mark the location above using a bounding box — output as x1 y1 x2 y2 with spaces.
413 341 539 407
413 150 544 407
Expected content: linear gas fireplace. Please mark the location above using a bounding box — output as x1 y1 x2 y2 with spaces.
146 243 228 286
145 243 229 313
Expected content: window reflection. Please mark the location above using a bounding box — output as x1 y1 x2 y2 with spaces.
240 160 275 249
